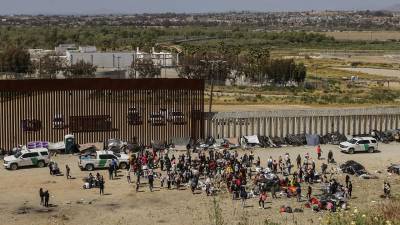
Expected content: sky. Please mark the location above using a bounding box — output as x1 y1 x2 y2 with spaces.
0 0 399 15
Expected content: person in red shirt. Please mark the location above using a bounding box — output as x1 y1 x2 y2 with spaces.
316 145 322 160
259 191 267 209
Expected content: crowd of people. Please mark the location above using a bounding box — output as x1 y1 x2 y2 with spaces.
113 144 354 211
37 143 394 215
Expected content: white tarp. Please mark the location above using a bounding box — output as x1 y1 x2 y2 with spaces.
48 142 65 150
244 135 260 144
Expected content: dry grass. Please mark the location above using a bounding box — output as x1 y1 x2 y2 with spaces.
322 31 400 41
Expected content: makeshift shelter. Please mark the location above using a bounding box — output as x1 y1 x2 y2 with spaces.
224 137 240 149
306 134 320 146
78 142 103 154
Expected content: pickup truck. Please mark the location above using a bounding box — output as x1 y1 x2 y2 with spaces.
78 150 129 171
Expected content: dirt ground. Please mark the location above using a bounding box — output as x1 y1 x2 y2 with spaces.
1 143 400 225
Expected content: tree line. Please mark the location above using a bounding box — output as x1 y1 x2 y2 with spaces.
177 42 307 86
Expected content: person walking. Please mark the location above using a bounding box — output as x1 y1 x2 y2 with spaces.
65 164 71 179
39 188 44 206
99 176 105 195
259 191 267 209
44 190 50 207
316 145 322 160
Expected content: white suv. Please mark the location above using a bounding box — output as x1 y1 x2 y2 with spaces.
339 137 378 154
3 148 50 170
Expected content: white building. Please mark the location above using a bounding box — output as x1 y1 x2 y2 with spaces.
66 47 176 69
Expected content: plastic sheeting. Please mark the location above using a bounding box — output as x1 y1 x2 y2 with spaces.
306 134 320 146
244 135 260 144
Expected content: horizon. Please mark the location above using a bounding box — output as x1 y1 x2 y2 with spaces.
0 0 399 15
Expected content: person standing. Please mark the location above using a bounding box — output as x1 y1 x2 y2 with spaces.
345 175 350 188
44 190 50 207
99 176 105 195
316 145 322 160
307 185 312 200
259 191 267 209
39 188 44 206
296 154 301 169
148 169 154 192
348 181 353 198
296 184 301 202
240 185 247 208
384 181 391 198
327 150 333 163
126 167 131 184
108 164 114 180
66 164 71 179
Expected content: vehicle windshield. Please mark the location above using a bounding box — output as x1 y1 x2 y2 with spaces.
348 139 358 144
114 153 121 158
14 152 22 158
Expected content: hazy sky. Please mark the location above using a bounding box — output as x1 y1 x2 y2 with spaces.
0 0 398 14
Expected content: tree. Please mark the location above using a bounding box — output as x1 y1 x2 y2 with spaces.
0 47 32 74
130 58 161 78
64 60 97 78
36 54 64 79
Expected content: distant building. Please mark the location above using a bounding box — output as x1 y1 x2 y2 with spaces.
55 44 77 55
66 47 176 69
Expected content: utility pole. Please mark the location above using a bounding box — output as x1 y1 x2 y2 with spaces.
201 59 226 112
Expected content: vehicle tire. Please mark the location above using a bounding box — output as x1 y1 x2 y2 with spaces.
10 163 18 170
37 161 45 168
85 164 94 171
349 148 355 154
368 147 374 153
119 162 127 170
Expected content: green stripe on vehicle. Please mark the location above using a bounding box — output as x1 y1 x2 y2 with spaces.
364 144 369 151
31 157 38 165
99 159 107 168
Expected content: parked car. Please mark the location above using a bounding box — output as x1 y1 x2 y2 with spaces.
148 113 166 126
167 111 186 124
78 150 129 171
3 148 50 170
52 114 65 129
339 137 378 154
127 107 143 125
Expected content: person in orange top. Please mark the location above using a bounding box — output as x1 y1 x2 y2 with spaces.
316 145 322 160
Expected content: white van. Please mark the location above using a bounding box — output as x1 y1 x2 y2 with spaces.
3 148 50 170
339 137 378 154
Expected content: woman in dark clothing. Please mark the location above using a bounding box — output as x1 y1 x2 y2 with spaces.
39 188 44 205
44 190 50 207
99 176 105 195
